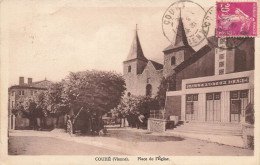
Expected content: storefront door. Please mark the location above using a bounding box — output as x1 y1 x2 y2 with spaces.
230 100 241 122
206 93 221 122
230 90 248 122
186 94 198 121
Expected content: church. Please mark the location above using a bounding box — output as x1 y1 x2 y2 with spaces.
123 17 254 124
123 18 194 98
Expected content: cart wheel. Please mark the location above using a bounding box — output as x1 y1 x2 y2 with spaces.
67 120 74 135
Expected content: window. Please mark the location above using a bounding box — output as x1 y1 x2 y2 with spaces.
219 54 225 60
219 38 226 45
214 92 221 100
128 66 131 72
11 91 15 96
19 90 24 96
231 91 239 99
186 94 193 101
147 78 150 84
171 56 176 65
146 84 152 97
31 90 34 96
219 69 224 75
207 93 221 100
219 61 224 67
12 101 14 108
206 93 213 100
127 92 131 97
193 94 198 101
240 90 248 98
186 94 198 102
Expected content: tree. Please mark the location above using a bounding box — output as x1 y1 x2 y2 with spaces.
23 96 45 130
45 82 68 127
112 95 159 128
62 70 126 132
155 74 176 109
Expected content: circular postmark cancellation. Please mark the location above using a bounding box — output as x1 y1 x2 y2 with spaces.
162 0 209 47
202 6 247 50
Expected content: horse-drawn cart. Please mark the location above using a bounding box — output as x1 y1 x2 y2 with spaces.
66 107 105 135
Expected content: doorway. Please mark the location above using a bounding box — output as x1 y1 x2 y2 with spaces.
206 92 221 122
185 94 198 121
230 90 248 122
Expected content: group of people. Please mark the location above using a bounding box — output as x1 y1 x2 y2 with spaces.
126 113 147 129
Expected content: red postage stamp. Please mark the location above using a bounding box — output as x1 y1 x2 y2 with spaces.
216 2 258 37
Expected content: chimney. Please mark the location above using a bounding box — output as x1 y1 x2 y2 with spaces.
28 78 32 84
19 77 24 85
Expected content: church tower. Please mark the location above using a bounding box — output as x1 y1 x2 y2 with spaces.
123 25 148 76
163 17 195 77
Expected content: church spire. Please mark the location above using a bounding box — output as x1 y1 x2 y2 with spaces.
174 15 189 47
125 24 148 62
163 15 190 52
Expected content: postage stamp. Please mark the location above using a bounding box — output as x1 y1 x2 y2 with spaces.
216 2 258 37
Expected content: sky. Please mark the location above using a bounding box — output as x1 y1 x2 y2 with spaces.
4 0 215 86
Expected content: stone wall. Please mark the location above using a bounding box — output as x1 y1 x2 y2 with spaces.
124 61 163 97
148 118 166 132
13 115 65 130
242 123 254 149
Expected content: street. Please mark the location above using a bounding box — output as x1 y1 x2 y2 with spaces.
8 128 253 156
9 136 122 155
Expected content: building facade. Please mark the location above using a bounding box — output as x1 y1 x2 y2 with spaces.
123 18 191 97
123 18 254 125
165 37 255 123
8 77 53 129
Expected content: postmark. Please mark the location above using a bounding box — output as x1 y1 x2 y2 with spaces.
162 0 209 47
216 2 258 37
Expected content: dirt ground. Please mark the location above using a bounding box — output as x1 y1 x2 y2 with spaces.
8 128 254 156
9 136 123 155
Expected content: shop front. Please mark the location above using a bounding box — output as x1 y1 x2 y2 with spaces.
166 70 254 123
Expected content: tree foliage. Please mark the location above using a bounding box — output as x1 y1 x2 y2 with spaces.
62 70 126 115
245 102 254 125
112 95 159 118
155 75 176 109
45 82 68 117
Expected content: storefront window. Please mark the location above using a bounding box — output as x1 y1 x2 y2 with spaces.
240 90 248 98
206 93 213 100
231 91 239 99
214 92 221 100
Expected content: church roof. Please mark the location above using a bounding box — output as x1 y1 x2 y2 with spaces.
174 45 211 73
125 26 148 62
149 60 163 70
163 17 189 52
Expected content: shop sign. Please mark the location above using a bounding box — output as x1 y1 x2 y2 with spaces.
186 77 249 89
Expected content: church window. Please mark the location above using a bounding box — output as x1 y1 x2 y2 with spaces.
147 78 150 84
146 84 152 97
171 56 176 65
127 92 131 97
128 66 131 72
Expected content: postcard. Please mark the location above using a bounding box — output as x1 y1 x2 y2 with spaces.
0 0 259 164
